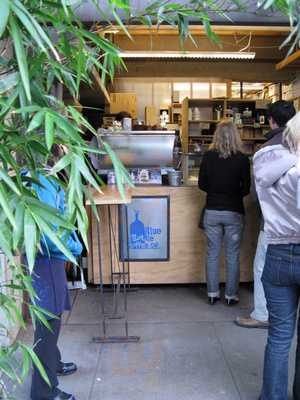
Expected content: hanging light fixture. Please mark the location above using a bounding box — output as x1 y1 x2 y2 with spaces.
118 51 256 60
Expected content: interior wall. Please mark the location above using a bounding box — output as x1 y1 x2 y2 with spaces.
113 79 227 121
115 60 297 82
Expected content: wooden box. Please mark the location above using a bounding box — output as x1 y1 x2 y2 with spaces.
109 92 137 119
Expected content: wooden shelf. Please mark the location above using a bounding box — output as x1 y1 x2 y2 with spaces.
242 137 266 141
181 96 270 155
237 124 269 128
189 119 219 123
227 98 256 102
189 135 213 139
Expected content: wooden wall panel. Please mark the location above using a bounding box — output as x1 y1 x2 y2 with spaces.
109 92 137 118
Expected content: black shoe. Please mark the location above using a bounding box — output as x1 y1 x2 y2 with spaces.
208 296 220 305
226 298 239 306
54 390 76 400
57 362 77 376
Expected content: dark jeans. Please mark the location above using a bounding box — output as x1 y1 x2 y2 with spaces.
31 318 62 400
261 244 300 400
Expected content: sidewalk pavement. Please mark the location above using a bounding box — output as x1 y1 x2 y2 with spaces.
14 285 296 400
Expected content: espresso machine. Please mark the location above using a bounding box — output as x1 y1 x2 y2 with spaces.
93 130 176 185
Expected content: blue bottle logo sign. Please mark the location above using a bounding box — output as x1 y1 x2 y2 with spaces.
129 210 161 250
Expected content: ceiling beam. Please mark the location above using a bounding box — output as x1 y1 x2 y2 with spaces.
101 24 291 37
276 49 300 70
115 60 296 82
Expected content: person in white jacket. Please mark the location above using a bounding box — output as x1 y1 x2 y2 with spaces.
254 111 300 400
236 100 295 329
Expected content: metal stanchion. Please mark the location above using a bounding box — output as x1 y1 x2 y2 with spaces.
92 203 140 344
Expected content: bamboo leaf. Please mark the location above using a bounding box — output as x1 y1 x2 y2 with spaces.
13 204 24 250
14 105 41 114
13 0 61 61
24 210 37 273
22 275 36 301
0 0 10 38
11 2 49 56
30 304 57 321
0 183 16 228
9 15 31 102
51 153 72 174
49 112 83 142
0 359 18 381
76 210 88 250
0 86 19 117
27 110 45 132
20 347 31 381
29 203 75 230
21 344 50 386
36 217 77 264
31 307 52 330
79 29 120 55
0 228 14 264
73 154 101 191
0 72 19 94
0 169 21 195
110 6 132 40
202 19 221 45
45 112 55 150
6 298 25 328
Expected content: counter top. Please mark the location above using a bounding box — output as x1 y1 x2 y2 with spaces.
99 130 175 136
86 185 132 205
86 184 199 206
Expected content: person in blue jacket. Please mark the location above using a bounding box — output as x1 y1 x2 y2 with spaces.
30 146 82 400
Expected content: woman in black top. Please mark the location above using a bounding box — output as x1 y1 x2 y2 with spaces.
198 120 251 305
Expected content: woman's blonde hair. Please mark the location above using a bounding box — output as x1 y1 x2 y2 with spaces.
282 111 300 154
209 119 243 158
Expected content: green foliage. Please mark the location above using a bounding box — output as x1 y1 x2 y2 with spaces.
0 0 130 396
0 0 298 398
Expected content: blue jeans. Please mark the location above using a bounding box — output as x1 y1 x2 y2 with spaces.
250 230 269 322
261 244 300 400
203 210 244 299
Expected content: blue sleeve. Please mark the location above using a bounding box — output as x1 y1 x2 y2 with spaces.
62 230 83 257
33 175 83 260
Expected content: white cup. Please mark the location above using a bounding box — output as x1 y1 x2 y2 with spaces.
122 117 132 131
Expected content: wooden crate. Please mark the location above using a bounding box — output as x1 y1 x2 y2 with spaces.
109 92 137 118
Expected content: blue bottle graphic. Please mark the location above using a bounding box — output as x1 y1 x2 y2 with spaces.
130 211 145 246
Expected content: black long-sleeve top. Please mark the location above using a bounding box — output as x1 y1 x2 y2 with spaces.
198 150 251 215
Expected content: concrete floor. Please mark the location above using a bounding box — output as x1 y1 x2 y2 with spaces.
14 284 296 400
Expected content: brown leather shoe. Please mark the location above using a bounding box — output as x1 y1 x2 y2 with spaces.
235 316 269 329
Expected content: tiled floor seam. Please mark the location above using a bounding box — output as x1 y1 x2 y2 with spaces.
64 290 79 325
87 343 103 400
212 321 243 400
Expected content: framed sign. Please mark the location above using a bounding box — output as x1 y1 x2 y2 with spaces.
119 196 170 261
